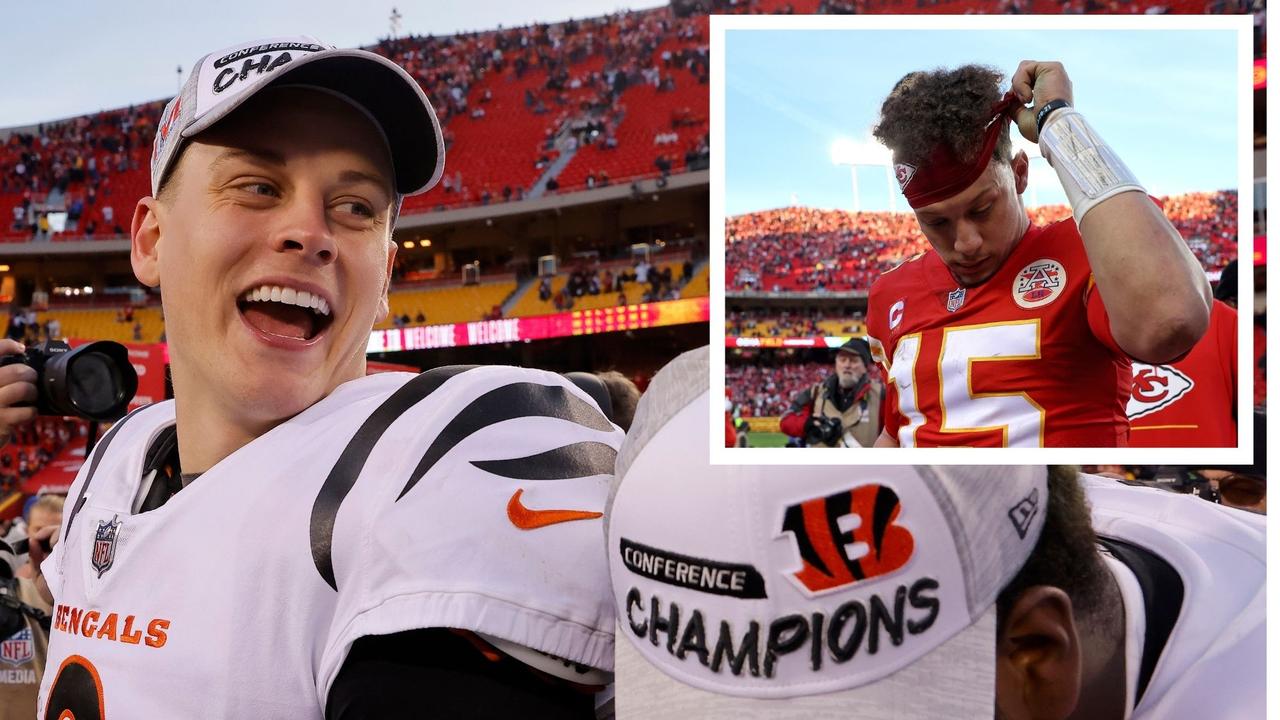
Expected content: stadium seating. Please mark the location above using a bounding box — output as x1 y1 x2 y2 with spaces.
726 361 828 417
378 279 517 328
728 191 1239 293
680 263 709 298
726 311 866 338
507 260 688 318
10 306 166 344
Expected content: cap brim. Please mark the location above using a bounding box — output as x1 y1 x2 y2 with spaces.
615 608 998 719
185 49 443 196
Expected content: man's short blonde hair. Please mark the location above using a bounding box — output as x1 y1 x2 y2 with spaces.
30 494 65 520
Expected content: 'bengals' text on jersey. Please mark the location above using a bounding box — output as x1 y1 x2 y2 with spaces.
38 367 620 719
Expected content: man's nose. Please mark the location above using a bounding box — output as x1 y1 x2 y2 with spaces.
269 196 336 265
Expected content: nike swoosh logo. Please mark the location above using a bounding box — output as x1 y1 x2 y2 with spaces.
507 488 602 530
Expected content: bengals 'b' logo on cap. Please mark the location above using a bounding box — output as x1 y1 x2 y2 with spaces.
780 484 914 595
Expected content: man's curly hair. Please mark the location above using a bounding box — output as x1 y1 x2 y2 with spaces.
873 65 1012 167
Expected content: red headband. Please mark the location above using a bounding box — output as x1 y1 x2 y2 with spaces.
894 91 1023 209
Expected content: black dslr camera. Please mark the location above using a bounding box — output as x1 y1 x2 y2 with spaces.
804 415 844 446
0 340 138 422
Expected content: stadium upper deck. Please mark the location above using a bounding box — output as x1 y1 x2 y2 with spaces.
727 191 1239 293
1 0 1262 244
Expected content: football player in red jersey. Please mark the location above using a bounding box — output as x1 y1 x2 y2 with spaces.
866 62 1211 447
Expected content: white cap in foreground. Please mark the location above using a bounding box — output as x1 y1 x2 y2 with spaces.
608 347 1047 718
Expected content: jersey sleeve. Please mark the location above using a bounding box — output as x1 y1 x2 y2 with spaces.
1213 300 1238 415
1083 276 1127 357
317 366 623 706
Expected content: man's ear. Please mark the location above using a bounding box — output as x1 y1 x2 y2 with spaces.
131 197 162 288
375 239 397 325
1011 149 1031 195
995 586 1082 720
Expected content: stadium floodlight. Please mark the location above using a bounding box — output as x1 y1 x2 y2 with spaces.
830 137 896 212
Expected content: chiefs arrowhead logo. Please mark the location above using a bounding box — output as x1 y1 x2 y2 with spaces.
1127 363 1194 419
894 163 917 191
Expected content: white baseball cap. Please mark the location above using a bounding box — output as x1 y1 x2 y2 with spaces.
151 35 444 198
607 347 1047 718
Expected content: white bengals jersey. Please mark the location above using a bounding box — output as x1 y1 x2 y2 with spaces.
38 367 621 719
1080 475 1265 720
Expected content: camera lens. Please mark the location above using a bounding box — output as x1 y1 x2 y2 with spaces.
67 352 125 417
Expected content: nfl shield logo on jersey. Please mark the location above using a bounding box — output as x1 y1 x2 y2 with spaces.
0 627 33 665
92 516 122 578
946 287 966 313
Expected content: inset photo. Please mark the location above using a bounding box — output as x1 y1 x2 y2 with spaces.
711 15 1255 463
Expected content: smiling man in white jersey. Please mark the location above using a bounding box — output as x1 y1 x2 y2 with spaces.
25 37 620 719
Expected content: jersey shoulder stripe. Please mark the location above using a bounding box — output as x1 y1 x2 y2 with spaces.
309 364 475 590
399 380 615 499
310 365 618 590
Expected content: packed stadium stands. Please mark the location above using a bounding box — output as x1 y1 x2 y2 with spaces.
1 7 711 242
726 307 866 337
726 360 828 418
727 191 1239 293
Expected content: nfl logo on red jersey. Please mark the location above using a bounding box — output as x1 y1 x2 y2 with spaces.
92 516 122 578
946 287 966 312
0 627 33 665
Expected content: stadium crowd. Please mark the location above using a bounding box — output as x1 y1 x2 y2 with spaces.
0 417 84 496
726 307 866 337
728 191 1239 293
725 360 828 417
0 7 711 239
726 207 928 292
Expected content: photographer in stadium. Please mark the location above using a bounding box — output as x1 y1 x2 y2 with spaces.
778 338 882 447
867 61 1211 447
0 534 52 719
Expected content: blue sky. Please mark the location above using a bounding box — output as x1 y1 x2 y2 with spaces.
725 28 1241 215
0 0 657 128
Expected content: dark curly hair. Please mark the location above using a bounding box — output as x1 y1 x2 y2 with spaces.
873 65 1012 167
996 466 1117 630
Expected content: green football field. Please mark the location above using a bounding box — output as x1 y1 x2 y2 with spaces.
747 431 789 448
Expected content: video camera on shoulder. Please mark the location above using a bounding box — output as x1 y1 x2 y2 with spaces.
0 340 138 422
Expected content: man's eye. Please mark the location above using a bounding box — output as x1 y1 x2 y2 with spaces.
243 182 278 197
337 201 375 218
971 205 993 217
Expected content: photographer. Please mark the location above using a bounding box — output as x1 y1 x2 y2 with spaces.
0 531 53 720
779 338 882 447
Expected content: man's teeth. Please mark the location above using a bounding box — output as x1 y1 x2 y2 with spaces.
243 285 331 316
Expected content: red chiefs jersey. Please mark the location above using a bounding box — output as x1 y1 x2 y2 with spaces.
1128 300 1236 447
867 219 1131 447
